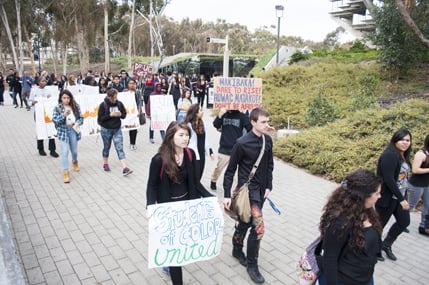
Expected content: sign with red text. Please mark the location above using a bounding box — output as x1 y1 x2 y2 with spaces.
147 197 224 268
213 77 263 110
133 63 153 79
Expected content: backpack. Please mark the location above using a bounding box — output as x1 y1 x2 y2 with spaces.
160 148 192 178
296 236 322 285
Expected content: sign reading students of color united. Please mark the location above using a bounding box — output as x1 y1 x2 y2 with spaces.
213 77 263 110
147 197 224 268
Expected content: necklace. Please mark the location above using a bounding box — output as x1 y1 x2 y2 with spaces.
175 154 183 165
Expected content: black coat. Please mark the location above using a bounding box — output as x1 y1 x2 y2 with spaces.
146 148 213 206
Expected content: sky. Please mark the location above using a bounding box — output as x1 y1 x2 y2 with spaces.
163 0 356 42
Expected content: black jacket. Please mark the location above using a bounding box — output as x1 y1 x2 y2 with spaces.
223 131 274 201
376 147 406 207
146 149 213 206
97 98 126 129
213 110 251 155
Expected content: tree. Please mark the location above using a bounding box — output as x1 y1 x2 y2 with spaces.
394 0 429 48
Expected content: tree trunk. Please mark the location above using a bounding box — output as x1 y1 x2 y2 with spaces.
51 40 58 75
23 25 36 76
0 4 18 70
395 0 429 48
15 0 24 74
62 42 67 76
127 0 136 71
104 1 110 73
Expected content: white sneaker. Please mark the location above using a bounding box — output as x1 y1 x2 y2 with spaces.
130 144 136 151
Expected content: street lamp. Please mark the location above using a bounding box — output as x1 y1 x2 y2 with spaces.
275 5 284 65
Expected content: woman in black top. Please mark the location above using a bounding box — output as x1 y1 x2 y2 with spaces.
408 134 429 236
0 72 5 105
146 121 212 285
376 128 411 261
318 169 382 285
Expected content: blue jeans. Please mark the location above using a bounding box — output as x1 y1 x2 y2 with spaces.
60 126 78 170
318 272 374 285
149 128 165 140
101 127 125 160
408 182 429 228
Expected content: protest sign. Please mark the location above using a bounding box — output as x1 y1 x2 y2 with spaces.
147 197 224 268
34 85 140 139
213 77 263 110
133 63 153 80
150 95 176 131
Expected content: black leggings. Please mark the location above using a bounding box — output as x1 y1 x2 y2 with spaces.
169 266 183 285
376 199 410 240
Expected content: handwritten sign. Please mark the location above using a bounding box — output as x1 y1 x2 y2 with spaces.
133 63 153 79
33 85 140 139
213 77 263 110
147 197 224 268
150 95 176 131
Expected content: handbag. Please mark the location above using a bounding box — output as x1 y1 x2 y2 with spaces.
228 135 266 223
139 112 146 125
296 236 323 285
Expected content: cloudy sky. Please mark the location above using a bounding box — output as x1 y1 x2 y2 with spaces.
163 0 356 42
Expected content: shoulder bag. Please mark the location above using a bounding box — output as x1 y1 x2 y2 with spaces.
228 135 266 223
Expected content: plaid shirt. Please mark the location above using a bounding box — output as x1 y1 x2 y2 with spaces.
52 104 84 142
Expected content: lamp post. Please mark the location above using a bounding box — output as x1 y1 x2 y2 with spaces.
275 5 284 65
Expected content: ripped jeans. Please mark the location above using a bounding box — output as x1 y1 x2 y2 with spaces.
100 127 125 160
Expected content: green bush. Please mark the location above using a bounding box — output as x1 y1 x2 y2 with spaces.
273 99 429 182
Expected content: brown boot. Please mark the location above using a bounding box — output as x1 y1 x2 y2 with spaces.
63 170 70 183
72 161 80 172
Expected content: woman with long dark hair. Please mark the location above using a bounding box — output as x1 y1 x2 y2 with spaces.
318 169 382 285
376 128 411 261
408 134 429 236
146 121 212 285
52 89 84 183
184 104 214 181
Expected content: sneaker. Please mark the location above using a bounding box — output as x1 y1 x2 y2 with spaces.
123 167 133 176
50 151 59 158
162 267 170 275
210 181 217 190
130 144 137 151
150 139 155 144
103 164 111 172
39 150 47 156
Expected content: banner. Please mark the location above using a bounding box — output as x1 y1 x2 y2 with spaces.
147 197 224 268
150 95 176 131
213 77 263 110
34 85 140 139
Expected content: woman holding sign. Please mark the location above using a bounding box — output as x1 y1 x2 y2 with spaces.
146 121 213 285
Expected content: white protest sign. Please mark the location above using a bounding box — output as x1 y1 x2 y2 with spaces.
34 86 140 139
147 197 224 268
213 77 263 110
150 95 176 131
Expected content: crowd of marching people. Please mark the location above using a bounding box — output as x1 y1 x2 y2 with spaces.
2 67 429 285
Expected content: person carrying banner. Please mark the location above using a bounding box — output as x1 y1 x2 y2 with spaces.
223 107 274 284
28 77 59 157
146 121 213 285
52 89 84 183
97 88 133 176
127 78 141 150
145 83 166 144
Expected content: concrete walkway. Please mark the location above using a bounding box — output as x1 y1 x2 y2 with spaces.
0 95 427 285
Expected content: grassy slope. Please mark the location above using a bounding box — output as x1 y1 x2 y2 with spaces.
259 56 429 182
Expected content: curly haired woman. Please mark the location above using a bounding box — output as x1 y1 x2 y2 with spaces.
318 169 382 285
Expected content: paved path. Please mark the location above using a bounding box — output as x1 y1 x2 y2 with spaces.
0 95 428 285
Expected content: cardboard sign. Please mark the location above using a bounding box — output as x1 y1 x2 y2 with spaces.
213 77 263 110
147 197 224 268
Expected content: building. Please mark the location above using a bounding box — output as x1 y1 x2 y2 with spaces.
329 0 380 38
